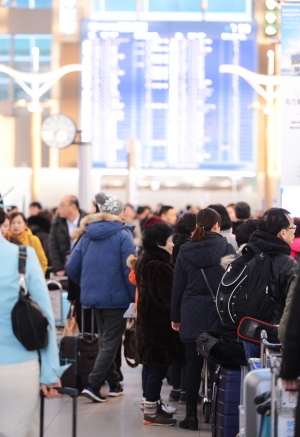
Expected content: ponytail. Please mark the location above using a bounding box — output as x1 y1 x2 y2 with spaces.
192 226 205 242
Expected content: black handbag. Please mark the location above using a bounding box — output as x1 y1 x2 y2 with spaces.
123 319 138 368
11 246 49 351
196 330 247 366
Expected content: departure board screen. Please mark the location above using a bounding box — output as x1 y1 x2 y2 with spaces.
81 20 257 170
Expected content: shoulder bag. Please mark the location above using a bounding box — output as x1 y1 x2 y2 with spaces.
11 246 49 351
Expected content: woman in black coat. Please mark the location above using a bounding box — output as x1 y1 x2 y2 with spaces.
171 208 235 431
135 222 179 427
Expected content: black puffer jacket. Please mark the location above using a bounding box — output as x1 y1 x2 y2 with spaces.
172 232 192 264
49 210 86 273
171 232 235 343
246 230 299 324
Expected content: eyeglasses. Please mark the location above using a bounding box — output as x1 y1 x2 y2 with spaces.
285 225 297 231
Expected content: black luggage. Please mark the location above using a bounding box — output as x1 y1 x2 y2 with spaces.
40 387 77 437
212 366 242 437
60 309 98 390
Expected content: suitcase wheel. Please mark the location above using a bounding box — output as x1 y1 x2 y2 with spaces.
203 401 211 424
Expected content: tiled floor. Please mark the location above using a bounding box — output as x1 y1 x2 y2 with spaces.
43 363 212 437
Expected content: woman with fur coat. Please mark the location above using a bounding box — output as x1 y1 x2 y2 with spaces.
135 222 179 427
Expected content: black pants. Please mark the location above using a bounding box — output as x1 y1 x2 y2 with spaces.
170 364 186 391
142 365 168 402
185 342 215 403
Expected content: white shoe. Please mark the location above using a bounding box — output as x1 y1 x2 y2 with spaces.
161 400 177 414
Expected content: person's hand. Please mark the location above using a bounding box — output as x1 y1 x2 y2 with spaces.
283 379 300 391
41 378 62 399
56 270 65 277
171 322 181 331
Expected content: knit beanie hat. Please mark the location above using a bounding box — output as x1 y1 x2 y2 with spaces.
143 222 173 249
95 192 124 216
143 215 163 230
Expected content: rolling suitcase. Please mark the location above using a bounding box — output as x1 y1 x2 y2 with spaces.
212 366 242 437
40 387 77 437
60 309 99 391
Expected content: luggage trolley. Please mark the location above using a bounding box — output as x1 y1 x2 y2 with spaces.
47 279 69 343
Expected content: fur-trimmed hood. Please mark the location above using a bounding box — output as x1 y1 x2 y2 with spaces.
71 212 131 242
127 253 138 269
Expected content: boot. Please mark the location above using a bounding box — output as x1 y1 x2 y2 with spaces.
143 400 177 426
179 402 198 431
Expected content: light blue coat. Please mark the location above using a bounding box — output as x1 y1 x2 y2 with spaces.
0 235 68 384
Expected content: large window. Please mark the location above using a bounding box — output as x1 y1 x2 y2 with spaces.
92 0 250 15
0 34 52 101
0 0 52 7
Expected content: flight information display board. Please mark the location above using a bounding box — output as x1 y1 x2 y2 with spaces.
81 20 257 170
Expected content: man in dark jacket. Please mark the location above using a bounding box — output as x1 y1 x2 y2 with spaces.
49 195 86 275
242 207 299 360
67 192 136 402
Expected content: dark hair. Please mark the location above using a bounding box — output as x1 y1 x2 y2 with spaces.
159 205 174 217
30 201 42 209
68 195 79 210
10 212 27 224
294 217 300 238
137 206 146 215
175 213 196 236
0 209 5 225
235 219 259 247
258 208 291 236
192 208 222 242
234 202 251 220
208 204 232 231
143 222 173 249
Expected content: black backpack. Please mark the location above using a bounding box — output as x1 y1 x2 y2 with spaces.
216 244 274 330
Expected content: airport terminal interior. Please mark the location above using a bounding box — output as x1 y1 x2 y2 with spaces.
1 1 300 437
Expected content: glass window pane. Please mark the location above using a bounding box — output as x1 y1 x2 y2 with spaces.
13 62 31 72
0 37 10 56
207 0 246 13
35 38 52 56
14 38 31 56
39 62 51 72
149 0 200 12
35 0 52 7
14 84 29 100
16 0 30 6
0 83 9 101
105 0 136 11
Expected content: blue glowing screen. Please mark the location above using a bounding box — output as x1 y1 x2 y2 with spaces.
81 20 257 170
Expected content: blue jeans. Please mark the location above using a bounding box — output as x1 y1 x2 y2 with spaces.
142 365 168 402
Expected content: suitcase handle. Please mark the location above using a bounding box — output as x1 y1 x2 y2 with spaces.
53 387 78 398
46 279 63 290
40 387 77 437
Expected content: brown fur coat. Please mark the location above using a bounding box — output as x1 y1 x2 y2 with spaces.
135 246 180 367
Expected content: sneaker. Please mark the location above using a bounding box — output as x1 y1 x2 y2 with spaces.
82 386 106 403
161 400 177 414
109 383 124 397
169 389 181 402
143 400 176 426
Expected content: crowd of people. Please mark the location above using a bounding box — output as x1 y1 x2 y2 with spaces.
1 193 300 435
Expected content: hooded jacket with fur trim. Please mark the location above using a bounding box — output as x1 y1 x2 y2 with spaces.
66 212 136 309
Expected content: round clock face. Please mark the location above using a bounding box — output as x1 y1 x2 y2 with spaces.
41 114 77 149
